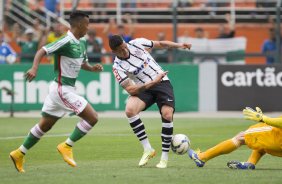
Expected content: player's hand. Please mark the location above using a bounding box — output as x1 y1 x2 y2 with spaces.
243 107 265 122
92 64 103 72
182 43 192 50
154 71 168 84
25 67 37 82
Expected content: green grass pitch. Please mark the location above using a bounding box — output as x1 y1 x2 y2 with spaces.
0 117 281 184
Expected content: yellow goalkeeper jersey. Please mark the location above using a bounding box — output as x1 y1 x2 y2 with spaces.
244 123 282 157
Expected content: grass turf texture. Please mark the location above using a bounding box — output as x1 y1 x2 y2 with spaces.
0 117 281 184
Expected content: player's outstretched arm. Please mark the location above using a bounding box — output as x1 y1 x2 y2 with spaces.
122 71 168 96
152 40 191 50
25 48 46 82
243 107 282 128
243 107 264 122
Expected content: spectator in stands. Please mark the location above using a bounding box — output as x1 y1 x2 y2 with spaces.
256 0 277 8
178 29 190 43
0 30 17 64
206 0 228 8
177 0 193 7
217 14 235 38
92 0 107 23
43 22 65 63
261 28 281 64
6 23 22 55
205 0 228 16
195 27 208 39
46 22 64 43
152 32 172 63
33 0 45 17
103 13 134 43
44 0 60 16
121 0 137 9
86 29 103 63
18 28 42 63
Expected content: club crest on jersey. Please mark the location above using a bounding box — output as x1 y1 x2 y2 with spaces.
134 49 143 57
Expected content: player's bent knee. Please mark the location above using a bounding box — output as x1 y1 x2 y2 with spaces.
232 132 245 146
38 117 58 132
125 107 138 118
89 112 99 126
162 114 173 122
161 106 174 121
39 123 53 132
161 111 173 122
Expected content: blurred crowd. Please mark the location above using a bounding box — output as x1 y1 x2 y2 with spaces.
0 0 281 65
1 12 281 65
0 12 136 64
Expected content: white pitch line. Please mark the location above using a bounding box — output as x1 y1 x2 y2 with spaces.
0 133 70 140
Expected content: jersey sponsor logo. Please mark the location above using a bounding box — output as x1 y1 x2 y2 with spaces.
113 68 122 82
69 63 81 73
133 60 149 75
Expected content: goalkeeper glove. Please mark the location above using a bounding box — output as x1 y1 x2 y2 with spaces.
243 107 265 122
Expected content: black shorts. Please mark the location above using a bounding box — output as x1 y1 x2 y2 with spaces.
137 80 175 112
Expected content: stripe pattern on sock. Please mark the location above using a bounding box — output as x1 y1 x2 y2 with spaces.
77 120 93 133
30 124 45 138
128 115 147 141
161 118 173 152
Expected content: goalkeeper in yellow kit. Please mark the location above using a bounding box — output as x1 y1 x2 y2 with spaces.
189 107 282 170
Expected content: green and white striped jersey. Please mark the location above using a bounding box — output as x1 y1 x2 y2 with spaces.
43 30 88 86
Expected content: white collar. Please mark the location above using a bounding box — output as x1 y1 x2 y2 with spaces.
67 30 80 44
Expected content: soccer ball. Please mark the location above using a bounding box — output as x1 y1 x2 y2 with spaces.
171 134 190 155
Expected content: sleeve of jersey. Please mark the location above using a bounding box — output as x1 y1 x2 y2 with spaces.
263 116 282 128
42 36 70 55
133 38 153 49
112 67 128 85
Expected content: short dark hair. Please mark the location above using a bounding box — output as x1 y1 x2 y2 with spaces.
69 11 89 26
109 35 124 50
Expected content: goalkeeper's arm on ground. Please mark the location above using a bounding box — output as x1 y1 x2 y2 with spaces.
243 107 282 128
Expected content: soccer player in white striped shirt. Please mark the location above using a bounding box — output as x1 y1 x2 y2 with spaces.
9 11 103 172
109 35 191 168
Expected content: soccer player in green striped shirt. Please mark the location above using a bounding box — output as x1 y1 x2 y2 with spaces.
10 11 103 173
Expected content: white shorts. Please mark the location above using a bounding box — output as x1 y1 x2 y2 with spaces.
42 81 88 118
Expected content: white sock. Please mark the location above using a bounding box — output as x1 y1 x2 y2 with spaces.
19 145 28 154
161 152 169 161
141 138 152 151
66 138 74 147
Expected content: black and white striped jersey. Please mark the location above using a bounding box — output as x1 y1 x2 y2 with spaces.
112 38 169 85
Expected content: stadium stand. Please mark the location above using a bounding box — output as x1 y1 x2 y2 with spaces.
1 0 281 64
